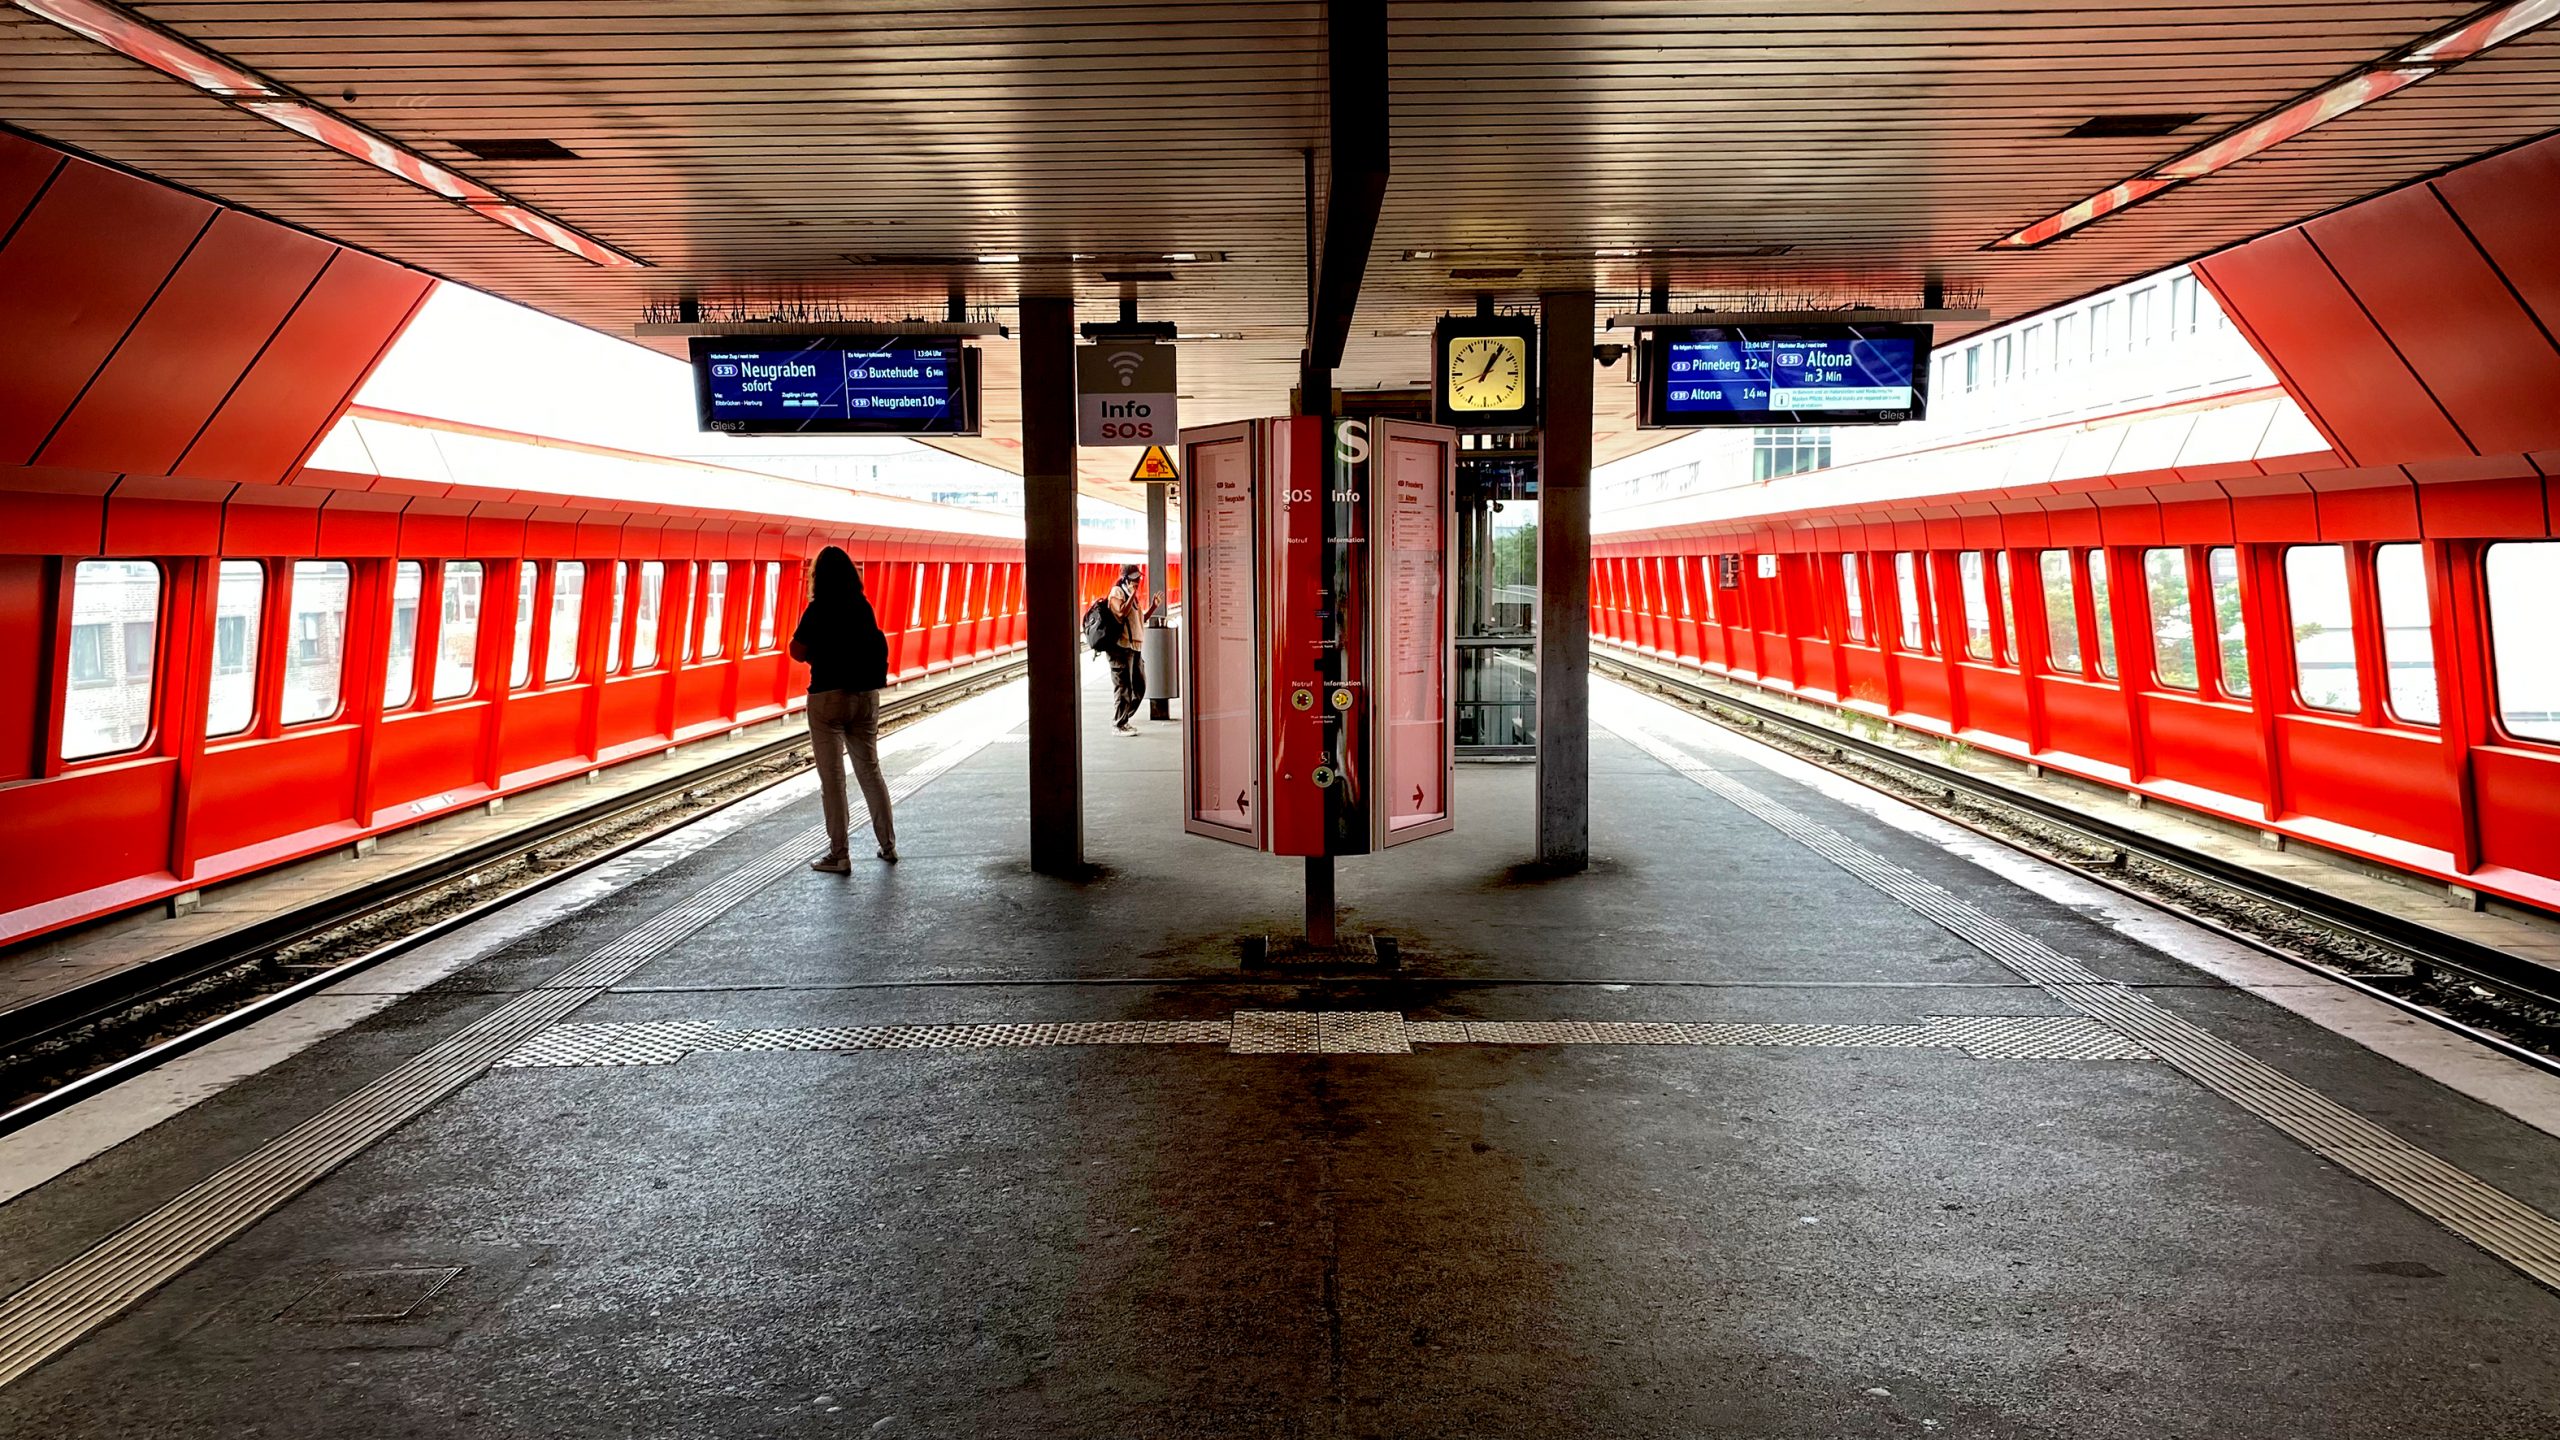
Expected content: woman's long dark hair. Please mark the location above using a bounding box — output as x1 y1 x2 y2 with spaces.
812 545 864 609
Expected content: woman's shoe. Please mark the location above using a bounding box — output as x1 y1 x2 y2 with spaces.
810 856 852 874
876 846 899 863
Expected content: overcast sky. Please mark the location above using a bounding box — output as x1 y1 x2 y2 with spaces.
356 282 998 472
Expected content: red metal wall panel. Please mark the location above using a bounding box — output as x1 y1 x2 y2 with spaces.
37 210 335 476
178 251 434 485
2306 186 2560 458
0 467 114 556
0 158 215 464
2195 230 2469 468
103 477 227 555
2430 135 2560 340
221 488 325 556
0 555 47 783
0 129 63 237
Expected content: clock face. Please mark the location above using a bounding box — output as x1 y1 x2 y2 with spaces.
1444 336 1527 412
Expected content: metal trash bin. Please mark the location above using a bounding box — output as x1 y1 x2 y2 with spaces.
1143 621 1180 701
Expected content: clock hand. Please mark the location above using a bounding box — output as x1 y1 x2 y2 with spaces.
1471 352 1500 386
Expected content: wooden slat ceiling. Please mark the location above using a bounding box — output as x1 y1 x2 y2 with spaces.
3 1 2553 499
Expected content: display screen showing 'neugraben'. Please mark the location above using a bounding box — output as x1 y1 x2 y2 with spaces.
689 336 980 435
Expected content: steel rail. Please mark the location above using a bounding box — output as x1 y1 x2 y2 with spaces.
1592 650 2560 1069
0 659 1024 1133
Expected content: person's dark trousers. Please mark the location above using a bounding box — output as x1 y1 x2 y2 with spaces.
1109 647 1147 728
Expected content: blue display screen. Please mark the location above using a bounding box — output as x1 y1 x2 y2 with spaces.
690 338 972 434
1644 324 1930 427
1663 336 1917 413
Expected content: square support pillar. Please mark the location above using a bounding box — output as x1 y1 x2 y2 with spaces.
1537 290 1593 870
1146 479 1171 721
1020 295 1085 875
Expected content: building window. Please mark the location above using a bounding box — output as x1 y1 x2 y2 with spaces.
69 623 110 687
633 561 664 669
63 560 161 759
2038 551 2081 675
386 561 421 708
1963 345 1981 393
1991 335 2013 387
283 560 350 725
1752 427 1833 481
1841 554 1866 642
2168 274 2201 337
1894 552 1934 653
206 560 264 738
2206 548 2249 698
2088 300 2116 359
2143 549 2198 690
119 619 154 681
2484 541 2558 742
2372 544 2437 725
511 560 540 690
547 562 586 682
2126 287 2156 349
2022 323 2045 376
1959 552 1995 660
2054 312 2079 368
700 562 728 660
2285 545 2359 714
434 561 484 701
606 562 628 675
2086 551 2116 678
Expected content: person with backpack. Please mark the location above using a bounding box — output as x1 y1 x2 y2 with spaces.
1092 563 1147 733
790 546 897 872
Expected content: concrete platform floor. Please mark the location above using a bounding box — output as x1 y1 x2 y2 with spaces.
3 665 2558 1439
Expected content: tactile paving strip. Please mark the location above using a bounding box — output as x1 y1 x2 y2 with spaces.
491 1011 2147 1066
0 701 1019 1390
496 1019 1235 1066
1600 704 2560 1293
1415 1014 2149 1060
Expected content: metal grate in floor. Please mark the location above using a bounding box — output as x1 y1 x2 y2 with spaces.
490 1011 2150 1067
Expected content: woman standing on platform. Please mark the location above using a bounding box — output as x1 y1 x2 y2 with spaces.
790 546 898 872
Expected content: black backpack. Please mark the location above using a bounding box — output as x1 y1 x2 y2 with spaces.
1081 596 1120 653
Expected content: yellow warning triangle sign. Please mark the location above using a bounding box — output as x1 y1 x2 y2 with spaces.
1129 444 1179 483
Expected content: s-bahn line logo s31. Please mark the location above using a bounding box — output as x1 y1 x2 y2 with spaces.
711 362 740 378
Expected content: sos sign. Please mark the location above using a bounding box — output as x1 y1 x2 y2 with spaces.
1075 340 1179 447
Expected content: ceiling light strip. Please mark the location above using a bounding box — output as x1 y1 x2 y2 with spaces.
2152 67 2433 180
2406 0 2560 61
1994 0 2558 248
14 0 643 268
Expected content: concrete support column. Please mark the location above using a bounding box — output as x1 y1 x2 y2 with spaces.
1146 479 1171 721
1536 290 1593 870
1020 295 1085 875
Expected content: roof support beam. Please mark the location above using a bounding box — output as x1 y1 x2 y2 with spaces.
1306 0 1387 372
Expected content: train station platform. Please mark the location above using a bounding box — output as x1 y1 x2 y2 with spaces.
3 669 2559 1438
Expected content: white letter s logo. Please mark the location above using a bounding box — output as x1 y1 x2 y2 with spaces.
1334 419 1370 466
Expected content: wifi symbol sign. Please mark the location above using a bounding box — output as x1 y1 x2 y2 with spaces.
1106 350 1147 387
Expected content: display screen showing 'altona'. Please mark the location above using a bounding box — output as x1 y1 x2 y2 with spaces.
1640 323 1931 428
689 337 979 435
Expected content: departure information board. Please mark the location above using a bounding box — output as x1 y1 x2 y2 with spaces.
1639 323 1931 428
689 336 979 435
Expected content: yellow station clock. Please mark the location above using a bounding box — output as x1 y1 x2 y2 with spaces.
1432 316 1539 428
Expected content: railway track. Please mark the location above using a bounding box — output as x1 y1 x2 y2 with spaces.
1593 649 2560 1075
0 659 1026 1134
